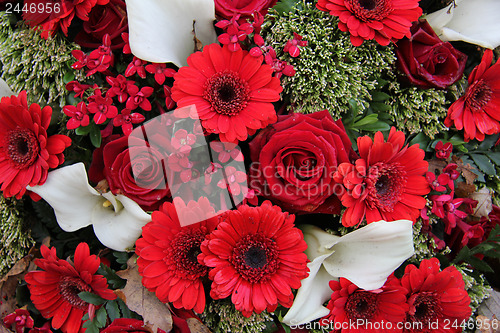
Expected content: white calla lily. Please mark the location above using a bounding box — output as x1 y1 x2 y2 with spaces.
0 77 13 99
124 0 218 67
426 0 500 49
27 163 151 252
283 220 414 326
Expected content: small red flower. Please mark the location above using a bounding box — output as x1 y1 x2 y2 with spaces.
125 57 147 79
445 49 500 142
135 198 219 314
66 81 91 99
283 33 307 58
3 309 35 333
199 201 309 317
87 95 118 124
316 0 422 46
401 258 471 333
101 318 165 333
106 75 136 103
121 32 131 54
25 243 116 333
112 109 145 135
322 276 408 333
64 102 90 129
435 141 453 160
216 15 254 52
171 129 197 155
264 47 296 78
333 127 429 227
0 91 71 198
210 141 244 163
125 86 154 111
145 63 177 85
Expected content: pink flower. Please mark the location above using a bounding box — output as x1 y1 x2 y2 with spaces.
64 102 90 129
209 141 244 163
171 129 197 154
3 309 34 333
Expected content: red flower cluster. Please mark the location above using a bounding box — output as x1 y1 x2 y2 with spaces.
333 127 429 227
445 49 500 142
214 0 277 20
0 91 71 198
322 259 471 333
25 243 116 333
317 0 422 46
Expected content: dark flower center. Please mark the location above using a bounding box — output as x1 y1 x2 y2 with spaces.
366 162 407 212
6 128 40 169
172 228 208 279
58 276 92 310
345 0 393 21
408 292 441 325
203 70 250 116
346 291 378 320
230 233 279 283
465 79 492 112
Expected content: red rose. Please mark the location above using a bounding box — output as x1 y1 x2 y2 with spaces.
89 134 171 211
395 19 467 89
249 111 356 214
215 0 277 20
74 0 128 50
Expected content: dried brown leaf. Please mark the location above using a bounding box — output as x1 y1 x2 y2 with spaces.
455 182 476 198
115 255 172 333
187 318 211 333
477 315 500 333
451 156 478 185
427 159 447 174
0 248 38 318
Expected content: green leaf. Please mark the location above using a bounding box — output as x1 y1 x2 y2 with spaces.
82 322 99 333
487 152 500 165
410 133 431 151
348 98 360 113
75 125 92 135
371 91 390 102
78 291 106 305
63 71 75 84
370 102 391 112
272 0 300 14
466 256 494 273
106 300 121 322
448 134 466 146
470 154 496 175
353 114 378 127
90 125 102 148
117 298 133 318
96 307 107 327
357 121 391 132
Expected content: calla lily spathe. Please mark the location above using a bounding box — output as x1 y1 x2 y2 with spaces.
426 0 500 49
27 163 151 252
283 220 414 326
0 77 13 99
124 0 218 67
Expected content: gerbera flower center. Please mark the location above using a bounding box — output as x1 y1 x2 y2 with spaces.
365 162 407 212
172 229 208 278
465 79 492 112
345 0 392 21
346 291 378 320
230 233 279 283
58 276 92 311
203 70 250 116
408 292 441 325
6 128 40 169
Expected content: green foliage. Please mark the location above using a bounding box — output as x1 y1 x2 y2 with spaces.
200 299 275 333
82 307 108 333
0 195 34 275
0 12 83 110
262 1 395 118
97 264 126 289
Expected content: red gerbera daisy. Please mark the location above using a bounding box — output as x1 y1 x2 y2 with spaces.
199 201 309 317
171 43 282 143
333 127 429 227
444 49 500 142
316 0 422 46
0 91 71 199
24 243 116 333
135 197 219 314
401 258 471 333
322 275 408 333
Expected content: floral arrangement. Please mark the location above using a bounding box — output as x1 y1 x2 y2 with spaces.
0 0 500 333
